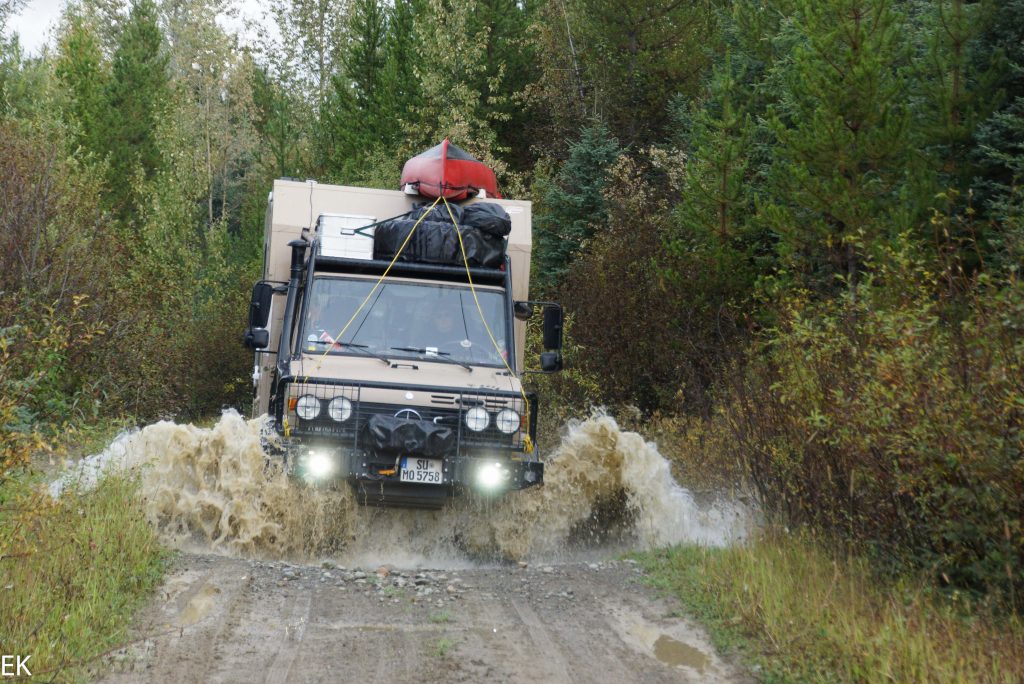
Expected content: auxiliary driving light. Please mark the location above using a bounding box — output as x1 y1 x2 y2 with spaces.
295 394 320 420
476 462 506 490
305 451 334 479
327 396 352 422
495 409 520 434
464 406 490 432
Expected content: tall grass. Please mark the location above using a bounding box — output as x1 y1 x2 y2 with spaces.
637 533 1024 683
0 473 166 681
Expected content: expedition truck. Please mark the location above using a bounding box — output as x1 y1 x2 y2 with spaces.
242 147 563 508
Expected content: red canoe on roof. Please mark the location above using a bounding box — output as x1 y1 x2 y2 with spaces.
400 139 502 201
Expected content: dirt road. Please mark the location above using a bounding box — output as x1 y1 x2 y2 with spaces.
99 552 745 683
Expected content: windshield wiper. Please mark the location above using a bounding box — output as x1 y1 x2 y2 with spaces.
310 338 391 366
390 347 473 372
340 342 392 366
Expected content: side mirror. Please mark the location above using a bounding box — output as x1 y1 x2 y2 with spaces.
243 328 270 349
248 281 274 329
244 282 274 349
513 301 534 321
542 305 563 351
540 351 563 372
518 300 565 375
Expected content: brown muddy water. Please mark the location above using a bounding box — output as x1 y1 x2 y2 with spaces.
50 411 750 565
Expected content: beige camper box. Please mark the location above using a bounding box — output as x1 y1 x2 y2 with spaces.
243 178 562 508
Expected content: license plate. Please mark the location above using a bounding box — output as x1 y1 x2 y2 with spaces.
400 457 443 484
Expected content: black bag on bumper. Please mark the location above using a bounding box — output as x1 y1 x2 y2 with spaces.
363 415 456 458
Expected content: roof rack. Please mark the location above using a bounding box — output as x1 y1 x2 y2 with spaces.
313 254 508 286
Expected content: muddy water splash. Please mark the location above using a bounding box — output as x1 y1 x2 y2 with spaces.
53 411 749 562
481 414 748 558
52 412 357 557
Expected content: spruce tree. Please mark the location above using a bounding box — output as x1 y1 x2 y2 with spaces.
669 52 762 310
381 0 418 118
54 10 110 160
534 120 620 290
468 0 538 171
569 0 718 148
103 0 170 219
675 55 755 244
913 0 1000 200
324 0 391 182
321 0 425 184
760 0 915 294
974 0 1024 219
251 63 308 179
342 0 387 111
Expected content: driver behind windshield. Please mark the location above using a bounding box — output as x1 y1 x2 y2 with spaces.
306 293 349 349
417 304 510 364
423 308 463 350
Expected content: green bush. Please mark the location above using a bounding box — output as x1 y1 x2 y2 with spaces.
0 293 107 486
721 260 1023 602
564 151 748 414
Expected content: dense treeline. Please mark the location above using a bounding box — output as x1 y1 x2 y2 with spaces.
0 0 1020 603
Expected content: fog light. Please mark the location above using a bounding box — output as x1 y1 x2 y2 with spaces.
327 396 352 422
465 406 489 432
306 451 334 479
476 462 505 490
495 409 520 434
296 394 320 420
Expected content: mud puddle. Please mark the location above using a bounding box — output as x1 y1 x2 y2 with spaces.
656 635 710 671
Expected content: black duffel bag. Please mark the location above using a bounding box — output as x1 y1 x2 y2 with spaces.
407 202 464 225
374 215 506 268
462 202 511 237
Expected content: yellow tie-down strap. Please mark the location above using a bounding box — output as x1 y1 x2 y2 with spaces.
442 196 534 454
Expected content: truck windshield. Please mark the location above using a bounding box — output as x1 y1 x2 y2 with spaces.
301 277 510 367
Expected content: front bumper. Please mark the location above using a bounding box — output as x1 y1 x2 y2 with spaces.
288 441 544 508
274 376 542 507
290 442 543 487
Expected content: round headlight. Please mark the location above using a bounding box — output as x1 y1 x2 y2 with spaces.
327 396 352 422
464 406 490 432
295 394 320 420
495 409 520 434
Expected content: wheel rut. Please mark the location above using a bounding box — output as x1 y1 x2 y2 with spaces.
98 554 748 683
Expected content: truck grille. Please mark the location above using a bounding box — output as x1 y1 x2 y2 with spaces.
279 380 530 452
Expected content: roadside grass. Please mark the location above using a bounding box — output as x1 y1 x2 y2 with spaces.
435 636 453 658
0 471 166 682
635 532 1024 683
